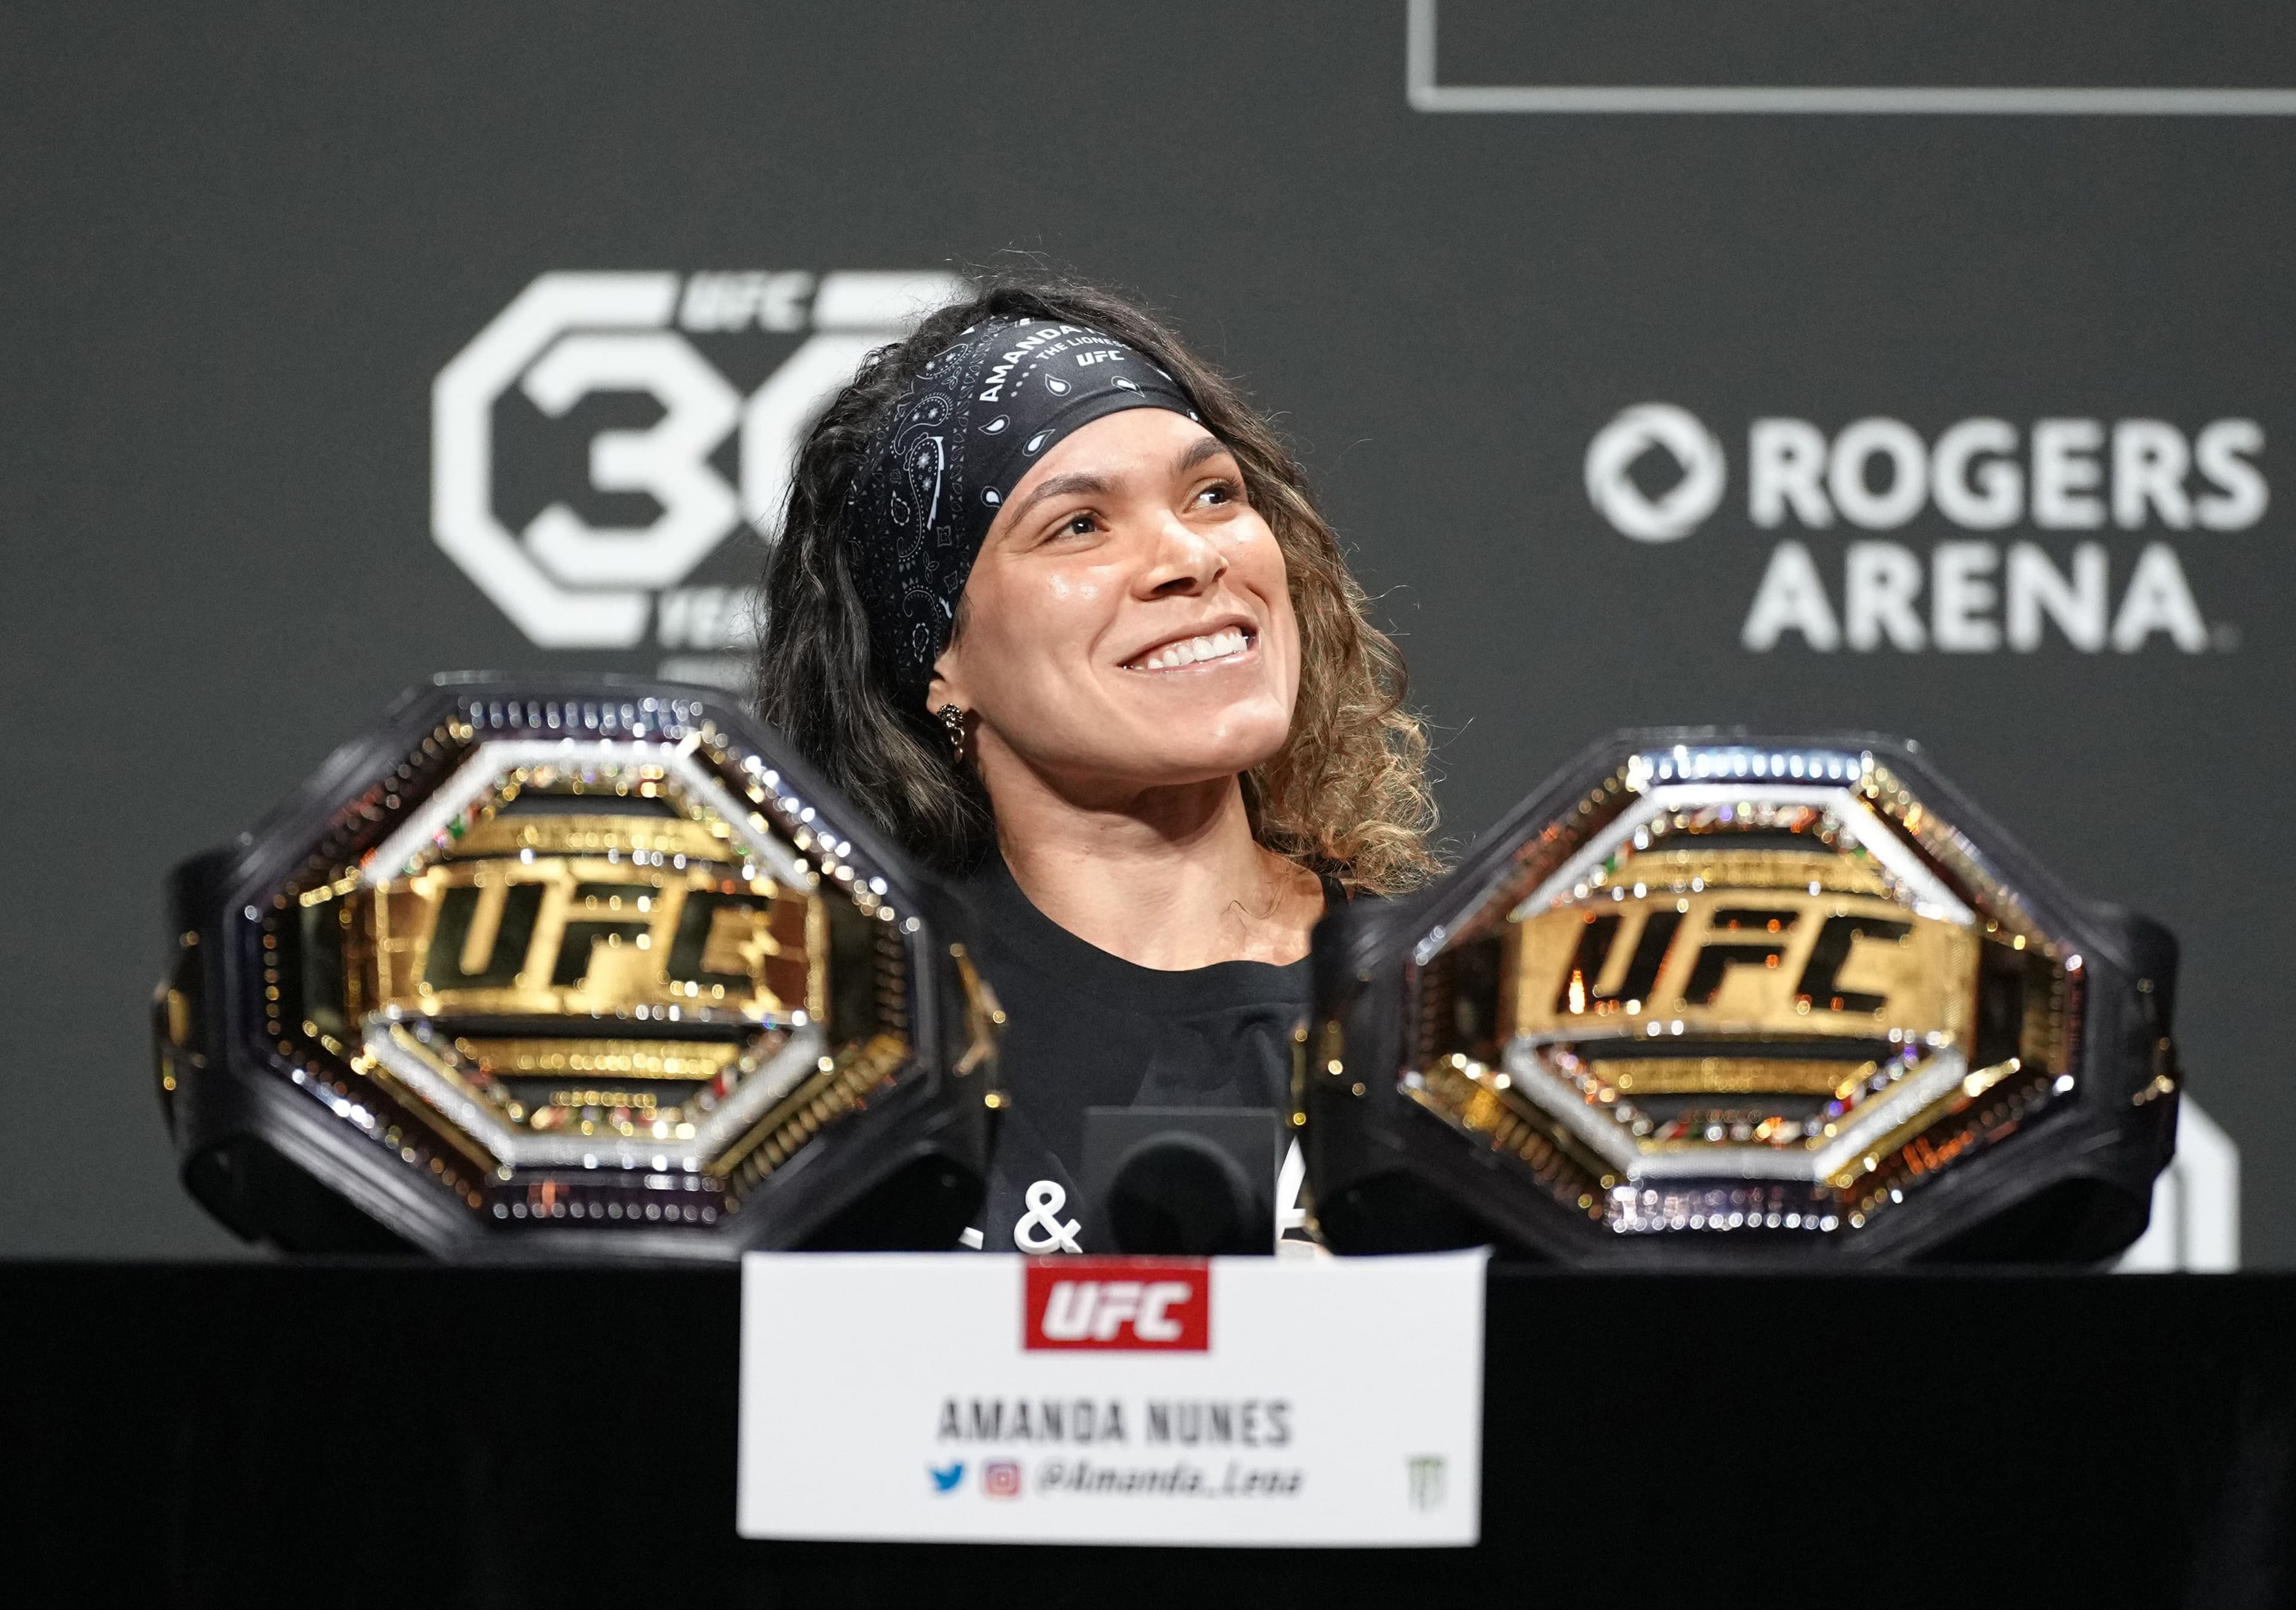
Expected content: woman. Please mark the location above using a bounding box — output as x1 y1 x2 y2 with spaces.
756 273 1437 1251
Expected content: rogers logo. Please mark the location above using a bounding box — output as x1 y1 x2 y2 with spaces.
1582 402 2258 654
1584 402 1728 543
1024 1258 1209 1352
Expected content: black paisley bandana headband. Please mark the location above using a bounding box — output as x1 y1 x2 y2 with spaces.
841 318 1201 709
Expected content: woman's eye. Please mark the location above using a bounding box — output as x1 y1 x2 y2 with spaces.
1195 479 1239 507
1063 513 1097 537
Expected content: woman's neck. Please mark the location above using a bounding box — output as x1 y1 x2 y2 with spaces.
987 761 1324 971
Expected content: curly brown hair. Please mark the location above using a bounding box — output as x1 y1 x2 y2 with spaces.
755 270 1440 897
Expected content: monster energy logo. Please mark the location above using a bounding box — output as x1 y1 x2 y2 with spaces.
1406 1455 1446 1512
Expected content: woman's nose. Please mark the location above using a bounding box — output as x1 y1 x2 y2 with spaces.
1138 511 1226 597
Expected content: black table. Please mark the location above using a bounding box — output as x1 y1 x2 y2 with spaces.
11 1264 2291 1606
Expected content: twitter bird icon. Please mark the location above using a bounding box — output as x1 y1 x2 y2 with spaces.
929 1462 964 1493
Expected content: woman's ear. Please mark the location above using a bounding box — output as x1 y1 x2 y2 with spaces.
924 652 977 766
926 644 968 715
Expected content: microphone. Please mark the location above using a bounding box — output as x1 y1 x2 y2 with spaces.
1082 1107 1281 1256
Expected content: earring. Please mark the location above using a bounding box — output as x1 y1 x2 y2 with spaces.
936 703 966 764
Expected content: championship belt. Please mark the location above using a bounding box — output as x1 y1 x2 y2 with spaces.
155 675 1000 1258
1301 732 2179 1264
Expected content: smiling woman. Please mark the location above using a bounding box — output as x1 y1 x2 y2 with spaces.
756 272 1437 1249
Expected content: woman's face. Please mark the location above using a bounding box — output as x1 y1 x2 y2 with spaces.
930 406 1300 797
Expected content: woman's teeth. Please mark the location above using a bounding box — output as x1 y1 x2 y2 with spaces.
1134 628 1251 672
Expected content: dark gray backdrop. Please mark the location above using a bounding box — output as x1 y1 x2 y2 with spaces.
4 1 2288 1258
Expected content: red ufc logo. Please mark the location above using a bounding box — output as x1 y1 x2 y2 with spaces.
1024 1258 1209 1351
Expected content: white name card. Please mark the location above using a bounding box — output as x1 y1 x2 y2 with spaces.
736 1249 1486 1547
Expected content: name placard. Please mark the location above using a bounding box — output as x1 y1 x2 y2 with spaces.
736 1250 1486 1546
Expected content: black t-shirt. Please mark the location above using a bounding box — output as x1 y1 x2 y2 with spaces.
962 856 1310 1254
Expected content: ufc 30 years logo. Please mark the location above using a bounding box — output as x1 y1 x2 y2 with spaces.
432 270 961 650
1024 1259 1210 1352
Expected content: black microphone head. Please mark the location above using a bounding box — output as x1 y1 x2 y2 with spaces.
1106 1133 1268 1256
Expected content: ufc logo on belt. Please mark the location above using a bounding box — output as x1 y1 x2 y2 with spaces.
1519 886 1969 1041
1024 1259 1209 1351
